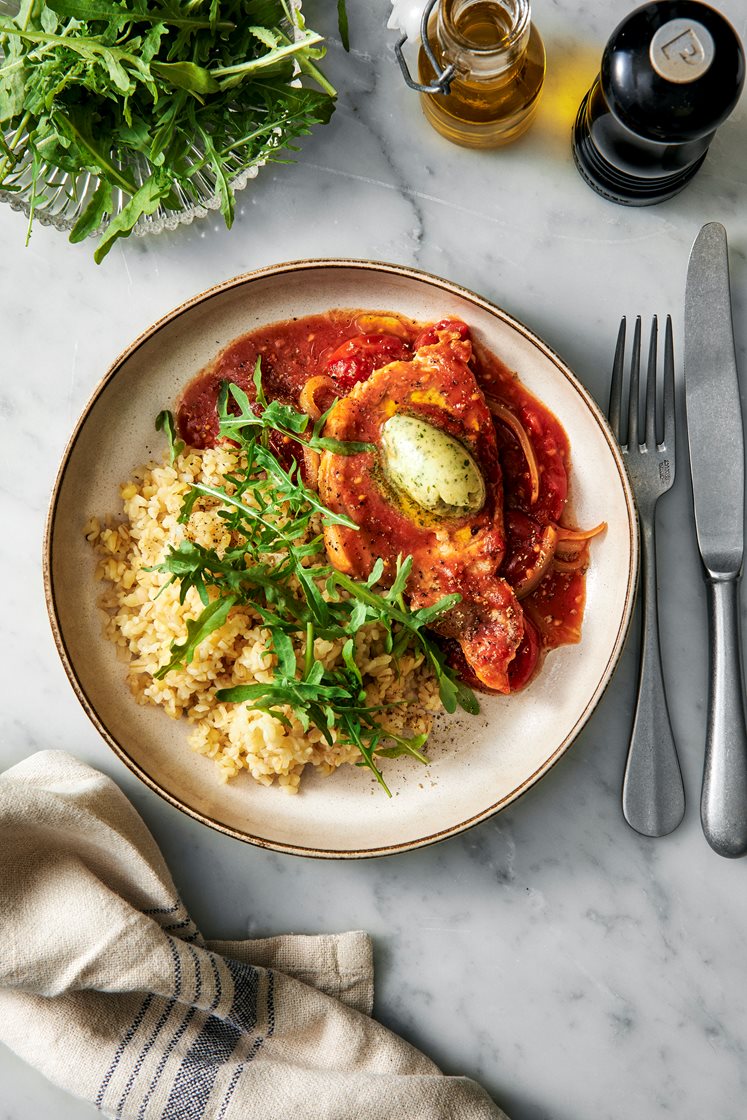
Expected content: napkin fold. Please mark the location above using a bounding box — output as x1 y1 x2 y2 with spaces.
0 751 507 1119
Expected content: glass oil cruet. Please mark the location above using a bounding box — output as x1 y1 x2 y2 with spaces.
394 0 546 148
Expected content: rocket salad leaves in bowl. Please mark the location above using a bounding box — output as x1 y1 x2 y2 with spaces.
0 0 336 260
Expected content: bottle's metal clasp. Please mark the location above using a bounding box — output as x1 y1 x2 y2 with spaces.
394 0 455 95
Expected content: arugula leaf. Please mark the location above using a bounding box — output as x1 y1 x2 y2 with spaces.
52 108 139 194
252 355 266 407
211 31 324 83
0 36 25 123
69 178 112 243
222 377 375 456
154 594 236 679
155 409 185 464
93 170 172 262
260 399 309 435
152 61 220 96
196 122 234 225
452 677 481 715
412 594 462 626
366 558 385 587
423 642 481 716
376 732 429 763
337 0 349 51
272 628 297 678
387 555 412 603
341 637 361 684
307 435 375 455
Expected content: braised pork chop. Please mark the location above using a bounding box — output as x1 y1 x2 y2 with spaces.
318 325 523 693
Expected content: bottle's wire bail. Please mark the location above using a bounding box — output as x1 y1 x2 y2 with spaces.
394 0 455 94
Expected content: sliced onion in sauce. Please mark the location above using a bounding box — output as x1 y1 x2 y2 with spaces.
513 524 558 599
354 314 410 338
555 522 607 543
552 553 588 573
487 398 541 505
523 597 583 648
299 374 338 421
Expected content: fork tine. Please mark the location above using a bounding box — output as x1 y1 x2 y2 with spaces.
627 316 642 448
609 317 626 441
662 314 675 451
645 316 658 448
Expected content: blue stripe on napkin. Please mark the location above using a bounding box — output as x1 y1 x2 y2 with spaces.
95 994 155 1109
136 948 203 1118
215 971 276 1120
115 996 179 1117
96 939 275 1120
109 938 184 1117
162 959 265 1120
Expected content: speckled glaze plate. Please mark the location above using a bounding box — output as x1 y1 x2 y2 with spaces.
44 260 638 858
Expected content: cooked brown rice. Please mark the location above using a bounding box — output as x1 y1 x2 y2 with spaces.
85 445 443 792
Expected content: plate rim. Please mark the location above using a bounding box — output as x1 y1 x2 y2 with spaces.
43 257 639 859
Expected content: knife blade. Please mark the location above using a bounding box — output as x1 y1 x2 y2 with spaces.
685 223 744 578
685 222 747 858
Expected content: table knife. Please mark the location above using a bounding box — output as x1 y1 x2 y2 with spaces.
685 222 747 858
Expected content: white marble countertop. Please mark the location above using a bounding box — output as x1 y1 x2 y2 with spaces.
2 1 747 1117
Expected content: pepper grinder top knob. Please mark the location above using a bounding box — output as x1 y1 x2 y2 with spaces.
573 1 745 205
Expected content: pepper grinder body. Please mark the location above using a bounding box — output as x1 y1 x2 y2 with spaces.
573 0 744 205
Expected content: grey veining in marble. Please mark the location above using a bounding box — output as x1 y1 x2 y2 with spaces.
2 1 747 1118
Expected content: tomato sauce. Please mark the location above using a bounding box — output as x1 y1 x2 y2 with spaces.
176 309 596 692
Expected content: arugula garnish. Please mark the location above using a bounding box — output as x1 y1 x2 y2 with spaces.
0 0 336 260
218 375 376 456
337 0 350 51
152 366 478 794
154 595 236 679
155 409 185 465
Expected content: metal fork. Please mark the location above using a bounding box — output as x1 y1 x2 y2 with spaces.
609 315 685 837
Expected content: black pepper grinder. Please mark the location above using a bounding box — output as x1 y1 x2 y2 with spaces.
572 0 744 205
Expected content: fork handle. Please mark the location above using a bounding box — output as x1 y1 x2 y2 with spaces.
701 576 747 858
622 517 685 837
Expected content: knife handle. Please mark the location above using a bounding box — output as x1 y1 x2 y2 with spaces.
622 515 685 837
702 575 747 858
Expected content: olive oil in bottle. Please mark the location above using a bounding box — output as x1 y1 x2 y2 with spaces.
417 0 545 148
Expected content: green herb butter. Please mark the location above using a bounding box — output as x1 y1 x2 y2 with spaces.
381 414 486 515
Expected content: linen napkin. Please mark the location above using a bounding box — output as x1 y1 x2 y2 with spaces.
0 751 508 1119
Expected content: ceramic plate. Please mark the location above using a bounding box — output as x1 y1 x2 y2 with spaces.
45 260 637 858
